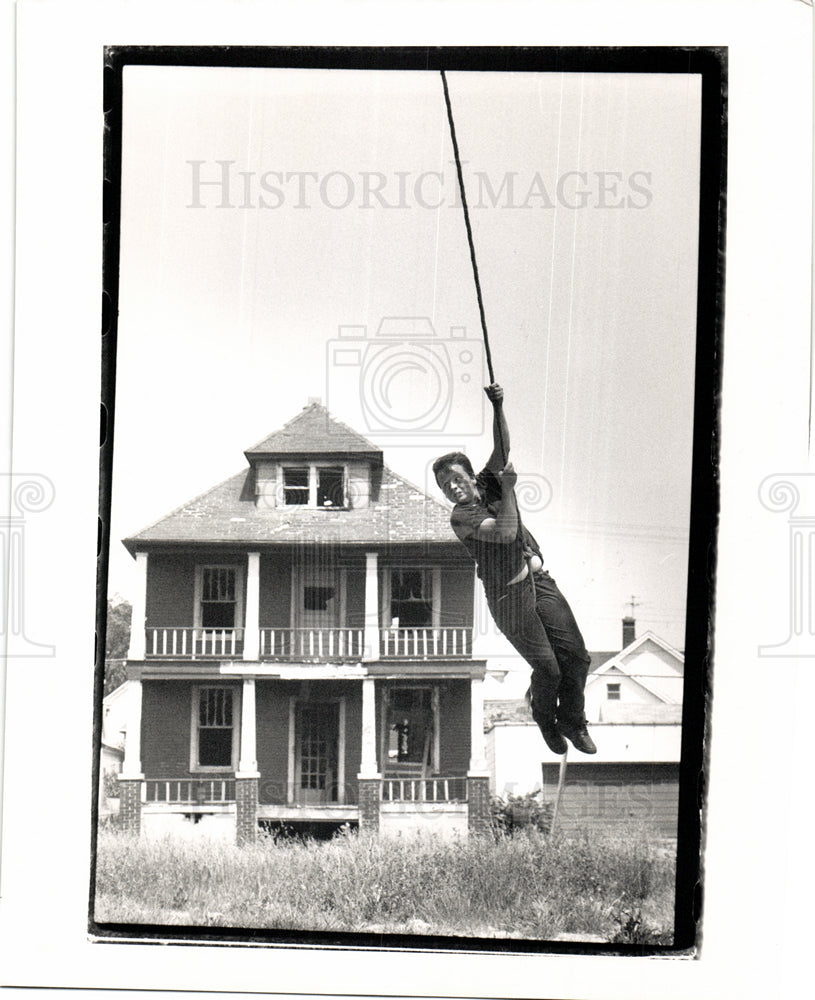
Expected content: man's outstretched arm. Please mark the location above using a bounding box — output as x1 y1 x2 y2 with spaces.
475 463 520 542
484 383 510 472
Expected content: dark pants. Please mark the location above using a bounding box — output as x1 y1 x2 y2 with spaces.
486 569 591 727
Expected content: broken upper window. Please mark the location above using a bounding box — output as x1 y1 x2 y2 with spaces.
390 569 433 627
317 467 345 508
281 465 346 507
303 586 336 612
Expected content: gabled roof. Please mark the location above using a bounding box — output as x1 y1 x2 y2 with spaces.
124 401 463 552
585 631 684 703
124 466 457 552
244 402 383 462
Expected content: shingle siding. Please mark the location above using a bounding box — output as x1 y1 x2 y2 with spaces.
145 554 196 627
440 568 474 628
439 680 471 773
141 680 192 776
256 681 295 805
259 553 292 628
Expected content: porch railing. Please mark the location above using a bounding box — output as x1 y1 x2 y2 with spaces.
260 627 365 660
145 779 236 804
145 627 244 658
381 777 468 803
380 627 472 659
142 626 473 660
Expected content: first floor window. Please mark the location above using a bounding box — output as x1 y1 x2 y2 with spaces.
197 687 234 767
386 687 434 766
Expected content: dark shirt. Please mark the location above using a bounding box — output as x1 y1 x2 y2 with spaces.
450 467 544 593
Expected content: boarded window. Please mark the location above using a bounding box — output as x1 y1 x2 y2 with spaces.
197 687 234 767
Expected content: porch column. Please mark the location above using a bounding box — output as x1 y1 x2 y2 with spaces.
237 678 258 775
127 551 148 660
359 677 379 776
236 677 260 844
358 677 380 832
362 551 379 662
471 574 489 658
120 676 143 778
467 675 491 836
243 552 260 660
468 676 488 774
118 675 144 836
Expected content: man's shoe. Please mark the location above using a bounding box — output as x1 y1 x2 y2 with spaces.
557 719 597 754
538 724 568 755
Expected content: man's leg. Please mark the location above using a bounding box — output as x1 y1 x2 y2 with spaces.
487 582 567 754
532 570 596 753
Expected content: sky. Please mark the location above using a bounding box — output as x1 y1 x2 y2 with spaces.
110 64 702 654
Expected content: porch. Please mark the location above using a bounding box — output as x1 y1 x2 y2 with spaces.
117 674 491 842
141 625 472 661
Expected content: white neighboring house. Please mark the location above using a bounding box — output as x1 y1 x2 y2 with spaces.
485 624 684 837
99 675 133 813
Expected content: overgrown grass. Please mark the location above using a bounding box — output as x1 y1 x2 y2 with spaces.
94 825 675 942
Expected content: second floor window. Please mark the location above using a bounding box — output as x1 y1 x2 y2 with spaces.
201 567 236 628
390 569 432 627
606 682 621 701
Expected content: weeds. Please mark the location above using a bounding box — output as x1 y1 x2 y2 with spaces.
94 823 675 941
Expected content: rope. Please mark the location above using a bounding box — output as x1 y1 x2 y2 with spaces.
440 71 496 387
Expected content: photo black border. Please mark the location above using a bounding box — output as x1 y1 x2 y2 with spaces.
92 43 726 958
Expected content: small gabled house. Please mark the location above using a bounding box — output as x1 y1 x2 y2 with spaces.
485 621 685 837
116 402 490 842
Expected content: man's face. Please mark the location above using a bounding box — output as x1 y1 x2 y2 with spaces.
436 463 479 505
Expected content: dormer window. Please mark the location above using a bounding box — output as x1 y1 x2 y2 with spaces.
281 464 347 508
283 468 310 505
317 467 344 508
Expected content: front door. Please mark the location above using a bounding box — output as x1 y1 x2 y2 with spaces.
294 702 340 805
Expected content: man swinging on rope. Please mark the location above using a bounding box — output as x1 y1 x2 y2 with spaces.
433 384 596 756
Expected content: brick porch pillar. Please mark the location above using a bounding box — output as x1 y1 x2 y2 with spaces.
467 775 491 836
358 779 381 832
235 777 259 845
236 678 260 844
118 780 142 835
